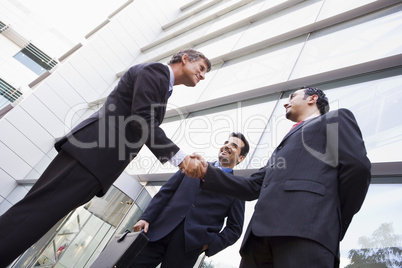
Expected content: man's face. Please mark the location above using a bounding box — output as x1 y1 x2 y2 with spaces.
283 89 307 122
218 137 245 168
181 56 208 87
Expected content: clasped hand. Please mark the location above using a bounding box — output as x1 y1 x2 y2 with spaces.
178 153 207 179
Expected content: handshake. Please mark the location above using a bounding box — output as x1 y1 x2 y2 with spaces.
178 153 208 179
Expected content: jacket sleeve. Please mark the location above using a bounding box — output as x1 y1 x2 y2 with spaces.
329 109 371 239
202 164 266 201
128 64 180 163
205 199 245 256
140 170 185 223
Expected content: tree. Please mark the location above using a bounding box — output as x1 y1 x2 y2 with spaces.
346 223 402 268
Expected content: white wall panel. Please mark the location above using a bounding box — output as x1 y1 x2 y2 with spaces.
99 28 135 67
0 142 32 179
126 7 159 43
116 12 150 49
33 83 72 123
0 198 12 215
57 62 100 102
90 35 127 73
5 185 28 205
67 51 110 95
18 94 66 138
80 44 119 87
0 119 45 167
0 168 18 199
4 105 54 154
44 73 85 108
107 20 142 59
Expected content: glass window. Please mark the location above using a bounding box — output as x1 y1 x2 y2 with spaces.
148 94 280 174
199 36 306 101
14 51 48 76
233 0 322 50
290 4 402 79
247 94 293 168
340 177 402 268
319 67 402 163
254 68 402 165
0 78 22 107
317 0 377 20
13 44 57 76
13 186 136 268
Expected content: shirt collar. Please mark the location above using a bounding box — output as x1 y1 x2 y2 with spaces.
214 161 233 174
167 65 174 92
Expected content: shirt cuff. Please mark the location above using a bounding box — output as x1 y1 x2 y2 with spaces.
169 149 187 167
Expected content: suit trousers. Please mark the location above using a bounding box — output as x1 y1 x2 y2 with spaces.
130 220 203 268
240 232 337 268
0 150 102 267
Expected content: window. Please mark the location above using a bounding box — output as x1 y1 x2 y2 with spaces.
14 43 58 76
0 21 7 33
0 78 22 109
340 176 402 267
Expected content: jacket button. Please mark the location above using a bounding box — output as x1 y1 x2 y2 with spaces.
263 184 268 188
192 204 195 207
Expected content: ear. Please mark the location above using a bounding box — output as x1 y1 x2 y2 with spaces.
181 54 189 64
237 155 246 164
308 94 318 104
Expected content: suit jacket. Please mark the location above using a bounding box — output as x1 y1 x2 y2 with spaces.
140 163 245 256
202 109 371 257
55 63 180 196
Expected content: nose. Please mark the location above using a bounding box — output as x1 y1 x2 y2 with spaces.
200 72 205 80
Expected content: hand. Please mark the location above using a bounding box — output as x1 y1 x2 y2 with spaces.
133 219 149 233
179 154 207 178
179 155 202 178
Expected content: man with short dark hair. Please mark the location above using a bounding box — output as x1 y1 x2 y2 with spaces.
131 132 250 268
192 87 371 268
0 49 211 267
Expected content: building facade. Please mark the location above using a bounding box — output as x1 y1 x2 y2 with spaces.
0 0 401 267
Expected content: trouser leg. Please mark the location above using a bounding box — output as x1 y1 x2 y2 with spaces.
239 232 273 268
271 236 336 268
161 221 203 268
0 151 101 267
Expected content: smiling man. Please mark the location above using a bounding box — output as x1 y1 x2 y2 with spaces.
131 132 249 268
0 49 211 267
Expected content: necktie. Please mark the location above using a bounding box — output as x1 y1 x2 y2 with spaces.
168 89 172 98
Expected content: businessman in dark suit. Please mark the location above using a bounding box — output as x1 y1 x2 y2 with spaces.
130 132 250 268
192 87 371 267
0 49 211 267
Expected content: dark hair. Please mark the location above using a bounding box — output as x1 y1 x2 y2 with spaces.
229 132 250 157
168 49 211 72
301 86 329 115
